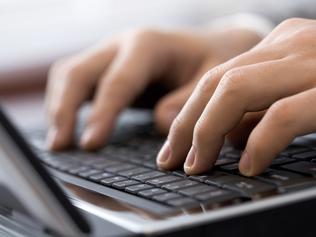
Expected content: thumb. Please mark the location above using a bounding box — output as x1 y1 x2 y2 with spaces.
154 80 197 135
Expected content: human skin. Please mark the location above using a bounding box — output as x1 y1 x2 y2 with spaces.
46 27 261 152
157 18 316 177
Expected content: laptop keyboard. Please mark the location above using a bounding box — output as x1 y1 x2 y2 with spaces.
26 121 316 211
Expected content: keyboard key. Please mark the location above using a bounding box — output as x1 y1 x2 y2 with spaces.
270 156 295 166
172 170 188 178
189 174 210 182
215 158 236 166
279 147 310 157
223 177 276 197
112 180 140 190
204 171 237 187
100 176 127 186
256 169 314 191
118 167 151 177
104 164 136 173
195 189 240 204
292 151 316 160
138 188 167 198
78 169 102 178
68 166 90 175
143 160 158 169
152 192 183 202
219 163 239 172
125 184 154 194
282 162 316 176
89 160 121 169
147 175 181 186
162 180 199 191
88 172 113 182
178 184 217 196
167 197 198 207
132 171 166 181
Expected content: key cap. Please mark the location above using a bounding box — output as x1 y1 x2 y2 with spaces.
167 197 198 207
112 180 140 190
256 169 314 191
292 151 316 160
162 180 199 191
78 169 102 178
215 158 236 166
100 176 127 186
88 172 113 182
204 171 237 187
118 167 151 177
195 189 240 204
152 193 183 202
68 166 90 175
143 160 157 169
147 175 181 186
270 156 295 166
125 184 154 194
282 162 316 176
279 147 310 157
138 188 167 198
172 170 188 178
220 163 239 172
223 177 276 197
104 164 136 173
189 175 210 182
132 171 166 181
178 184 217 196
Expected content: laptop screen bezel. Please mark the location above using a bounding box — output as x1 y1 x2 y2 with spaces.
0 106 91 235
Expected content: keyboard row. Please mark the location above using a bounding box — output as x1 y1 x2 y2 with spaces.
37 146 316 209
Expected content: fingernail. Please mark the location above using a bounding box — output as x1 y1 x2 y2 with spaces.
80 126 96 147
184 146 196 170
46 127 58 150
157 141 171 163
240 151 252 176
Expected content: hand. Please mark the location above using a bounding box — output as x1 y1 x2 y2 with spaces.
157 18 316 176
46 27 261 151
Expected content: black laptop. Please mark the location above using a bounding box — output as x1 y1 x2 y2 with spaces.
1 105 316 237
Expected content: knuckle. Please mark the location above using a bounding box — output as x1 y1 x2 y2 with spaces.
129 28 159 46
217 68 244 97
279 18 305 28
268 99 295 127
48 58 83 84
168 116 185 139
197 67 223 98
193 119 209 145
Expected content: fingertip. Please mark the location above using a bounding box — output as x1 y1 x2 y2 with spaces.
239 151 254 176
80 126 106 151
46 127 70 151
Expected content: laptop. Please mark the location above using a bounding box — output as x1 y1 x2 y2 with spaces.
1 105 316 237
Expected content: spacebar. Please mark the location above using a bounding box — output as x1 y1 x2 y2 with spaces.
49 168 174 215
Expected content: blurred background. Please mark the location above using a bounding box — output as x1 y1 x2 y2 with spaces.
1 0 291 125
1 0 282 94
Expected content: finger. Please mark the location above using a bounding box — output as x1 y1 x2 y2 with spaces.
226 111 265 149
239 88 316 176
185 58 314 175
46 41 117 150
80 43 157 150
158 47 284 170
154 79 198 135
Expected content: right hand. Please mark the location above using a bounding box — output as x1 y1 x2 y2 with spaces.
45 28 261 151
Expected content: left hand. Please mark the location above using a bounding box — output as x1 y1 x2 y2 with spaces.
157 18 316 176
